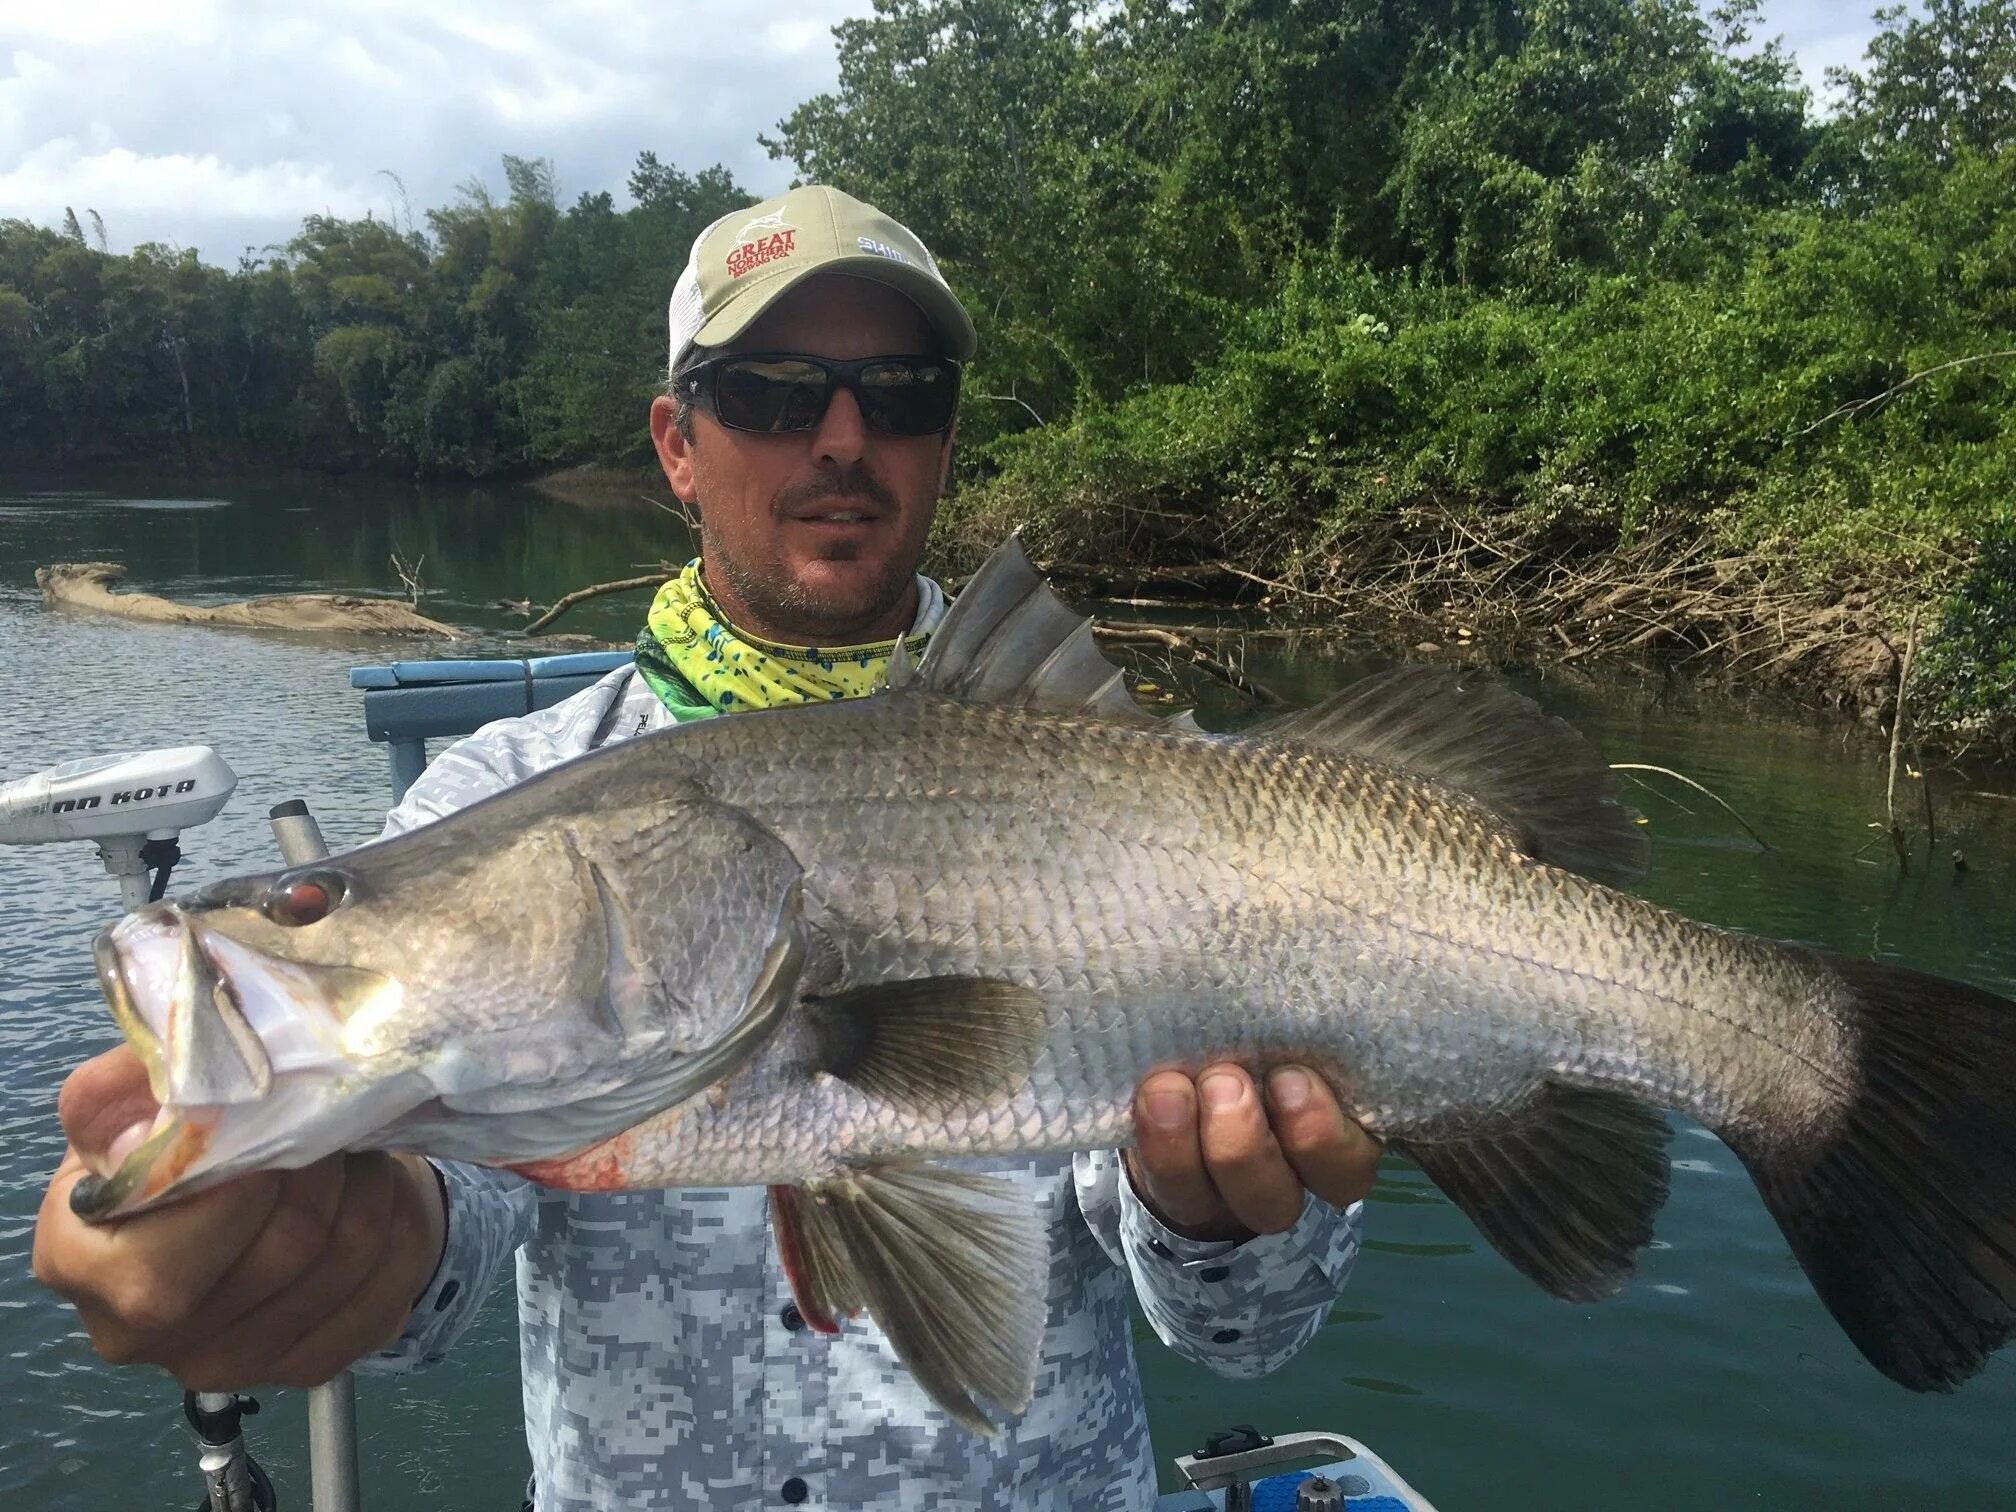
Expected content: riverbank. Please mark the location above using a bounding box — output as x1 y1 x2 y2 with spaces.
931 484 2013 768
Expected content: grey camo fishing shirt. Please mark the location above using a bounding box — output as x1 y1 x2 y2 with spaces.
356 591 1364 1511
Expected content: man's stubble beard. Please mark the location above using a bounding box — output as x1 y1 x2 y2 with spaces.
701 462 930 644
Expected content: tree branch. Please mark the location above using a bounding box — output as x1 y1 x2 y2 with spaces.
525 573 670 635
1794 348 2016 439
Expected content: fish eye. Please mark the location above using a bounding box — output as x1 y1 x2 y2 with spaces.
265 872 346 927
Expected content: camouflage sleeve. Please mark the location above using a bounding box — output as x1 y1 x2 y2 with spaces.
355 1158 537 1375
1071 1149 1363 1379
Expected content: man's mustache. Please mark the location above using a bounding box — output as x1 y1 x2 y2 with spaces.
774 464 898 519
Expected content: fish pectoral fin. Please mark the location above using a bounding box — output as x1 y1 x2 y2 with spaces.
807 976 1047 1113
1398 1086 1672 1302
1243 665 1648 888
768 1164 1047 1434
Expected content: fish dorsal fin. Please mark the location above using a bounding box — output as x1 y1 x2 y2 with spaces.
885 630 917 689
913 534 1153 724
1246 666 1648 887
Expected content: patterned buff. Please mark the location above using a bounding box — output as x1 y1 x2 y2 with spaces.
633 560 935 720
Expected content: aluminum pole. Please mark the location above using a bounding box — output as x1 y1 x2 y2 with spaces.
268 800 362 1512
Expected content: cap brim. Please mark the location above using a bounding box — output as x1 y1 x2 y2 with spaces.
692 255 977 362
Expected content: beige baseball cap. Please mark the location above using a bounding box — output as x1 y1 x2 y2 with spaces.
666 185 976 371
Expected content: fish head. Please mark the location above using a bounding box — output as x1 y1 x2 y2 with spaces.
75 803 802 1219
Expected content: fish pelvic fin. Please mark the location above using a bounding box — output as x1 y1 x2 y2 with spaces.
807 976 1048 1114
914 533 1155 724
1725 954 2016 1392
769 1163 1047 1434
1399 1086 1672 1302
1243 666 1648 888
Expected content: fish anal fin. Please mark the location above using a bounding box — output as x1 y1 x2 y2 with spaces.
809 976 1047 1113
1400 1086 1672 1302
1246 666 1648 887
778 1163 1047 1433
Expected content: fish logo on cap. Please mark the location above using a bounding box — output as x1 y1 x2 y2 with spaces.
727 210 799 279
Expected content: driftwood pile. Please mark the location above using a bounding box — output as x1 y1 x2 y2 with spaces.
1034 507 1928 725
37 562 463 638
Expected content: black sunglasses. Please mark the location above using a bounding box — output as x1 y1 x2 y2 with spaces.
676 352 961 437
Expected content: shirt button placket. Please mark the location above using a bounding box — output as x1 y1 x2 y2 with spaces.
765 1218 827 1507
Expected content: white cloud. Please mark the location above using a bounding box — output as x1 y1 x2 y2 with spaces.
0 0 863 261
0 140 372 239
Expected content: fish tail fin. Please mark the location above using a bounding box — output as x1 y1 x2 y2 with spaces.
1726 954 2016 1391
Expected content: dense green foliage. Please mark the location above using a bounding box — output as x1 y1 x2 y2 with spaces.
1 0 2010 646
0 155 745 473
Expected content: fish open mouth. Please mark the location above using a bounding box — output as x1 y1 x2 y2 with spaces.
70 906 397 1223
72 925 214 1220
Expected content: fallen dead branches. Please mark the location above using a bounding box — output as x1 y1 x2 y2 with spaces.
1093 622 1284 706
1233 505 1951 729
525 572 672 635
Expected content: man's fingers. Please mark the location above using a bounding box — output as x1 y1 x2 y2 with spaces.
162 1156 359 1348
259 1166 433 1389
56 1046 162 1173
35 1154 285 1346
1128 1072 1227 1234
1265 1066 1383 1208
1196 1066 1306 1235
172 1154 395 1389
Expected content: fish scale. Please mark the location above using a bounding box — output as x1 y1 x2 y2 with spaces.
545 693 1780 1181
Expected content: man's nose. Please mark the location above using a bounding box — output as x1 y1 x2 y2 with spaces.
810 382 870 470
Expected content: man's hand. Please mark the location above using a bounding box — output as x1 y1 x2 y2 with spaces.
32 1047 447 1391
1125 1064 1381 1242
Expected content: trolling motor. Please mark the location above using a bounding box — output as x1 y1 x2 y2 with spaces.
0 746 288 1511
0 746 238 908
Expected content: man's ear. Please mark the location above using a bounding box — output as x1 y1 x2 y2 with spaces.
650 395 699 504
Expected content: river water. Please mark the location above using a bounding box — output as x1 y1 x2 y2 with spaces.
1 476 2011 1511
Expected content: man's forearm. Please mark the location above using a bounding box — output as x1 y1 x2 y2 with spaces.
1075 1149 1363 1378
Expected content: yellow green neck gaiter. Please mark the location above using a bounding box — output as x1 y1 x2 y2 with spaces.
633 560 930 717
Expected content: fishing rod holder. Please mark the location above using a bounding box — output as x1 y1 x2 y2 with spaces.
184 1390 277 1512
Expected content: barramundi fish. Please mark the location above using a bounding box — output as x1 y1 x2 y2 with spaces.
72 537 2016 1431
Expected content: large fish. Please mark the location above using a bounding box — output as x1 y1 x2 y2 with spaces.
73 539 2016 1430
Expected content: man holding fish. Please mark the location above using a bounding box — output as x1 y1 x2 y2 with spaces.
37 186 1382 1509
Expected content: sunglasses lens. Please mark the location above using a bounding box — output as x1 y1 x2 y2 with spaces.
702 356 958 435
714 359 832 433
857 360 959 435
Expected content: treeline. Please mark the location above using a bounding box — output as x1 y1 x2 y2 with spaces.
777 0 2013 732
0 155 745 474
770 0 2014 566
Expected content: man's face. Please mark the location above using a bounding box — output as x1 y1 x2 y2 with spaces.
650 274 954 645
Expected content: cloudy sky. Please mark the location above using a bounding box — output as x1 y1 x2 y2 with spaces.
0 0 1894 266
